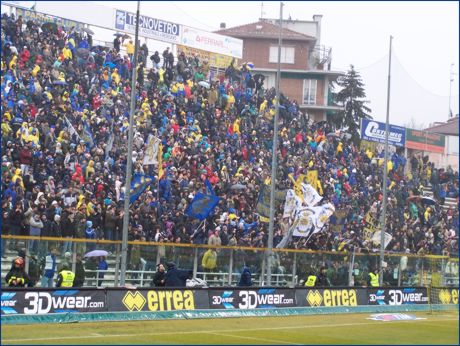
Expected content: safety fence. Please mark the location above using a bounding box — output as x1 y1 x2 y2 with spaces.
1 235 458 288
1 286 458 317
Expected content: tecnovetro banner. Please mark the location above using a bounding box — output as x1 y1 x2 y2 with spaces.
360 119 406 147
1 290 106 315
208 289 296 309
114 10 181 44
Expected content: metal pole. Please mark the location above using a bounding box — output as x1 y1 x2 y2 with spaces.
267 1 283 287
114 243 120 287
291 252 297 288
228 249 234 286
379 35 393 286
193 247 198 279
448 63 454 119
120 0 140 286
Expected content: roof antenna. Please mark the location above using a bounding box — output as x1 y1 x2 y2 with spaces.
261 2 266 19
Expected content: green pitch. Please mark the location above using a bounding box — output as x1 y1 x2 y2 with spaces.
2 311 458 345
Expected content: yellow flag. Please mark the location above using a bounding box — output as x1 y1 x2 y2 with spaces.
158 143 164 179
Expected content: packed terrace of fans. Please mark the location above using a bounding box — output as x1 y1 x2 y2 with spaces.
1 13 458 263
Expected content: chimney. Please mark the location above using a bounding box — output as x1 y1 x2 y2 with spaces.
313 14 322 46
220 22 226 29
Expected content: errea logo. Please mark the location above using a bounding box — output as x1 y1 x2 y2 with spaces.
306 290 323 307
122 291 146 311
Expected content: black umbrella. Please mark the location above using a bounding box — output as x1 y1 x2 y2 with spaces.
41 22 58 34
76 48 90 58
421 196 437 206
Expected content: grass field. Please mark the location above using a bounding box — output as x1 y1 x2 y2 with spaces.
1 311 458 345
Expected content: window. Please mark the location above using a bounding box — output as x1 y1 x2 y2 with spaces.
269 46 295 64
303 79 317 105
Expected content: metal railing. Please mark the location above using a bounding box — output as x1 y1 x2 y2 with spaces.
1 235 458 288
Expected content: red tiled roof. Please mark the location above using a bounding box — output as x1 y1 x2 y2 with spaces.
215 20 315 42
425 117 459 136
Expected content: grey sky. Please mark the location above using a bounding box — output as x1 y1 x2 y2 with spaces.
33 1 460 127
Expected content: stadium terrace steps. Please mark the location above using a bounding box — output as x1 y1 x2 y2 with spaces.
422 185 457 211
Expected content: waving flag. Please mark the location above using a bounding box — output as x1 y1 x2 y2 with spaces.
129 173 155 204
143 135 160 165
185 192 220 221
205 179 215 196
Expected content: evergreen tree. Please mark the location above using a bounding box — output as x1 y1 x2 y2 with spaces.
332 65 372 144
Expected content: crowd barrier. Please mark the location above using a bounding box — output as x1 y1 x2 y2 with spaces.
2 287 458 316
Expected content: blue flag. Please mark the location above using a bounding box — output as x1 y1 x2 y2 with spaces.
185 193 220 221
159 178 172 201
205 179 215 196
129 173 155 204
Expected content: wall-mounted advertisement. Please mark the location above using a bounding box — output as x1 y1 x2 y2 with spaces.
181 25 243 58
360 119 406 147
405 128 445 153
115 9 181 45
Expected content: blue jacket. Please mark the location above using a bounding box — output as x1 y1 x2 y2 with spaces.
164 263 191 287
238 267 252 287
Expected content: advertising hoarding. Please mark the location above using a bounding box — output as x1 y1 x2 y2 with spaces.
367 288 429 305
360 119 406 147
208 289 296 309
1 290 106 315
115 9 181 44
106 289 209 312
405 128 445 153
181 25 243 58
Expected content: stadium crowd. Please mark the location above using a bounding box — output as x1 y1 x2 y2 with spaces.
1 12 458 274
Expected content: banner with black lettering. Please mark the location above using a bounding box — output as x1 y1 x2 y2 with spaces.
0 289 106 315
106 289 209 312
367 288 429 305
295 288 368 307
208 288 296 309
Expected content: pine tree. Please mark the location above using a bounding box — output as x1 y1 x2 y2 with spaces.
332 65 372 144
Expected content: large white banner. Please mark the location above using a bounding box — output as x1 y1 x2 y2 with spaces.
301 183 322 207
143 135 160 165
283 189 301 219
371 231 393 249
181 25 243 59
292 203 335 238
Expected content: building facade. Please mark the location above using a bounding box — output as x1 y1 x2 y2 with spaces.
216 15 344 122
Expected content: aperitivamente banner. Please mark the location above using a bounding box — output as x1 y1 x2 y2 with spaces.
405 128 445 153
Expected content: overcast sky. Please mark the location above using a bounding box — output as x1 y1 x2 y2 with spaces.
31 1 460 128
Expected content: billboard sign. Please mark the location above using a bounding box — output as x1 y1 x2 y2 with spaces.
106 289 209 312
367 288 429 305
0 290 106 315
360 119 406 147
296 288 367 307
405 128 445 153
177 45 238 69
208 289 296 309
115 10 181 44
181 25 243 58
15 8 85 31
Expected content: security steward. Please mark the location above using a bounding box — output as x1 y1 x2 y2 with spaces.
368 267 380 287
56 264 75 287
5 257 30 287
305 271 317 287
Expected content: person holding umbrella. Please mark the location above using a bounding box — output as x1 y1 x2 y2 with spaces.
97 256 108 287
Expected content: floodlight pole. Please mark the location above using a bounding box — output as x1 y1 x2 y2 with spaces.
267 1 283 286
120 0 140 286
379 35 392 286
